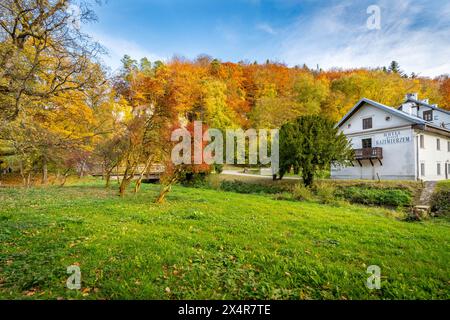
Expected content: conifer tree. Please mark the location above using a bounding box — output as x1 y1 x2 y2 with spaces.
279 115 353 187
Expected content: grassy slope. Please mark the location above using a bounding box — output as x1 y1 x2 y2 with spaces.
0 180 449 300
436 180 450 190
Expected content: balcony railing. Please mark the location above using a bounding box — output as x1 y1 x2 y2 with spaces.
354 147 383 160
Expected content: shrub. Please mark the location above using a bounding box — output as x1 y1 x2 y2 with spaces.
179 172 210 187
292 184 313 201
314 183 336 204
213 164 224 174
206 174 222 190
336 187 412 207
430 182 450 216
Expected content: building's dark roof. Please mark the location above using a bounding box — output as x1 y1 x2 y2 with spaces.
337 98 426 128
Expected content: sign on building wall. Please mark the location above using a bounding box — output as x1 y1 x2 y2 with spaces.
375 131 411 146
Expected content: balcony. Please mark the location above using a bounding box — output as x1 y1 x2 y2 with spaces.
354 147 383 160
354 147 383 166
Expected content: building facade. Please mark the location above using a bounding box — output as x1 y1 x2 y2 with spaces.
331 94 450 181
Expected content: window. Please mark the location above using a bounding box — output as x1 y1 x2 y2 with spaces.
437 138 441 151
421 163 426 176
423 110 433 121
362 138 372 149
437 163 441 176
448 141 450 152
362 118 372 130
420 135 425 149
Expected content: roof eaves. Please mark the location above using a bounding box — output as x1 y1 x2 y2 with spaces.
337 98 425 128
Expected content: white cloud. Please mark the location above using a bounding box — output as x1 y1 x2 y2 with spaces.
90 32 165 72
278 0 450 77
256 23 277 35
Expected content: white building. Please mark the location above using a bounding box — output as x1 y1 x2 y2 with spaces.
331 94 450 181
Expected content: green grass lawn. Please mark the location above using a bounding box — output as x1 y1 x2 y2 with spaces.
0 179 449 300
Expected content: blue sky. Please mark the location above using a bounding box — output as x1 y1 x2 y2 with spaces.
83 0 450 77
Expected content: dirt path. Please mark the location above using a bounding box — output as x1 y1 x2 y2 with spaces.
418 181 437 206
221 170 302 180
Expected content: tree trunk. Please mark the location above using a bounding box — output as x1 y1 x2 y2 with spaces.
26 172 32 189
53 169 60 185
105 170 111 188
134 156 153 194
41 157 48 185
154 171 179 204
134 178 142 194
119 178 130 197
303 171 314 187
60 174 68 187
119 163 137 197
155 184 172 204
79 161 85 178
60 170 70 187
19 161 26 187
119 166 129 197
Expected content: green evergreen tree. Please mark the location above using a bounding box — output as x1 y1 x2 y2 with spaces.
140 57 153 75
388 61 403 75
279 115 353 187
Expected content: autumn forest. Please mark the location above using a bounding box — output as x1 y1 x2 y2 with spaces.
3 52 450 177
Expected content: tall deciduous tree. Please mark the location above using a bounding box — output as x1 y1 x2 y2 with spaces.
0 0 104 122
113 56 178 197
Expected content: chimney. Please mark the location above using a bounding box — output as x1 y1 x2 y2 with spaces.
401 103 413 115
405 93 418 101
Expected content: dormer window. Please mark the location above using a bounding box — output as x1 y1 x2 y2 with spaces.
423 110 433 121
362 118 372 130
